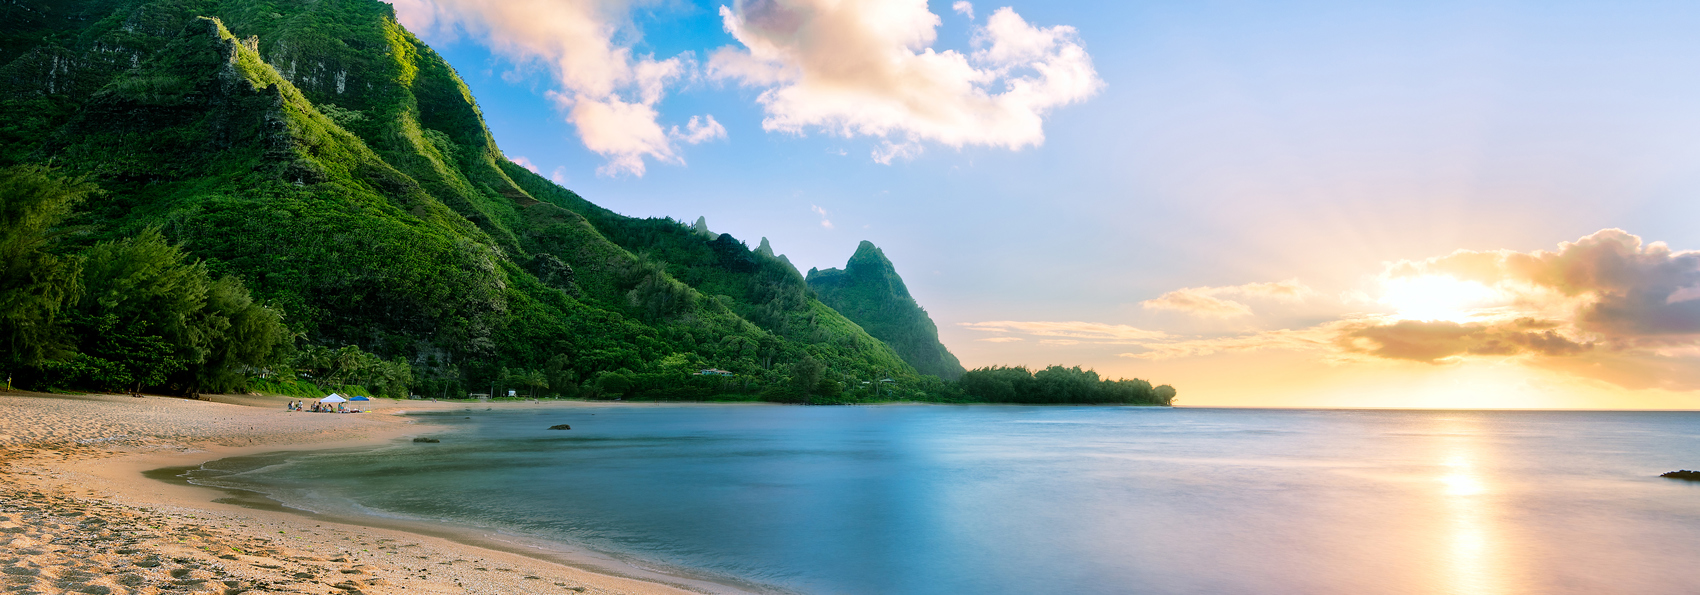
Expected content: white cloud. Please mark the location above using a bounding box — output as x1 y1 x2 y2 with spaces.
710 0 1101 161
550 166 568 184
873 140 923 165
672 115 728 144
510 155 540 174
952 1 974 20
979 336 1023 343
811 204 834 229
393 0 717 176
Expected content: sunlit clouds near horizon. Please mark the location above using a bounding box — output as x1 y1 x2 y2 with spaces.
963 229 1700 396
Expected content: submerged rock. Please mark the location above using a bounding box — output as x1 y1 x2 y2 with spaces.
1660 470 1700 481
548 424 571 430
412 437 440 443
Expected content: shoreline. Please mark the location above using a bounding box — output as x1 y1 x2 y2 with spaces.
0 390 754 595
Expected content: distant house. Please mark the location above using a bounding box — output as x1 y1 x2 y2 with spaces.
699 368 734 376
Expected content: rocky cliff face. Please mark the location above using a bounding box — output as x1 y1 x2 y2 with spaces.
808 241 966 380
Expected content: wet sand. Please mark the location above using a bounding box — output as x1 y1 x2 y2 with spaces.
0 390 707 595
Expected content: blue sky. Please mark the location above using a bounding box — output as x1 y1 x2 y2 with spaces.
399 0 1700 407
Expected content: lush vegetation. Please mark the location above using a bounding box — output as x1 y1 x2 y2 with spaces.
0 0 1175 406
2 165 290 394
808 241 966 380
958 366 1177 405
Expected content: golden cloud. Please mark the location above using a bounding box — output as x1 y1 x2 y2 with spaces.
1141 278 1317 318
1387 229 1700 339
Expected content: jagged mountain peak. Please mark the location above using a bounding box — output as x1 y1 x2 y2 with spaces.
807 241 963 380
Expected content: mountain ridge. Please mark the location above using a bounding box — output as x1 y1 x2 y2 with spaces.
808 241 967 380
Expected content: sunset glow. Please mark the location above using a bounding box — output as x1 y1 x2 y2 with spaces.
1378 276 1504 323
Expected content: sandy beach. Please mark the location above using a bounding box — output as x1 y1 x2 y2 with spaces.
0 390 710 595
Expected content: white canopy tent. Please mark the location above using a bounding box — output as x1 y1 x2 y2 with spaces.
319 394 348 403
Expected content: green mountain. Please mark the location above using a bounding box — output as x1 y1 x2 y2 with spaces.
808 241 966 380
0 0 928 400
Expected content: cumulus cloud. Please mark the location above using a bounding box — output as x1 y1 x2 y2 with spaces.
393 0 717 176
710 0 1102 162
952 1 975 20
811 204 833 229
1387 229 1700 339
1310 230 1699 375
1338 318 1591 363
1142 279 1317 318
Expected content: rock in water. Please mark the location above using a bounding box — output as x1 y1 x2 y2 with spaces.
548 424 571 430
1660 470 1700 481
412 437 440 443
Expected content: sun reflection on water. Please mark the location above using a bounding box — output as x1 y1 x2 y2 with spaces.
1433 417 1514 595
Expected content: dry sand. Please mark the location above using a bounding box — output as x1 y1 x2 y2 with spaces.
0 390 715 595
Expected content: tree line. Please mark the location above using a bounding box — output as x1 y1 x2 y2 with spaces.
956 365 1176 405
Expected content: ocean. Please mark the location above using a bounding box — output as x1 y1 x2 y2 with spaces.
182 405 1700 594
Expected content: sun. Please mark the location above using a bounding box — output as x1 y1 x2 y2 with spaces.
1379 275 1502 322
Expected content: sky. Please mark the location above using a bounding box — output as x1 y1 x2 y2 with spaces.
389 0 1700 409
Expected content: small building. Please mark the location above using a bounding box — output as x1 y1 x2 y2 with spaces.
699 368 734 376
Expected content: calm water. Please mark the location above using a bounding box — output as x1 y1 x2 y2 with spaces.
195 406 1700 594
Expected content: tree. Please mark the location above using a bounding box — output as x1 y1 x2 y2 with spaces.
0 165 95 372
596 370 633 397
77 228 214 367
186 275 292 392
787 355 825 402
40 314 184 392
521 369 548 398
70 229 288 393
544 353 577 398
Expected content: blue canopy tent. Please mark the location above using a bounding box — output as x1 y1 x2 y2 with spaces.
349 396 371 401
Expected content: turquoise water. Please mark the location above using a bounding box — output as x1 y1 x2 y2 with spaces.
196 406 1700 594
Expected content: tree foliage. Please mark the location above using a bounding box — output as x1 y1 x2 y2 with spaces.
958 365 1176 405
0 164 92 370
